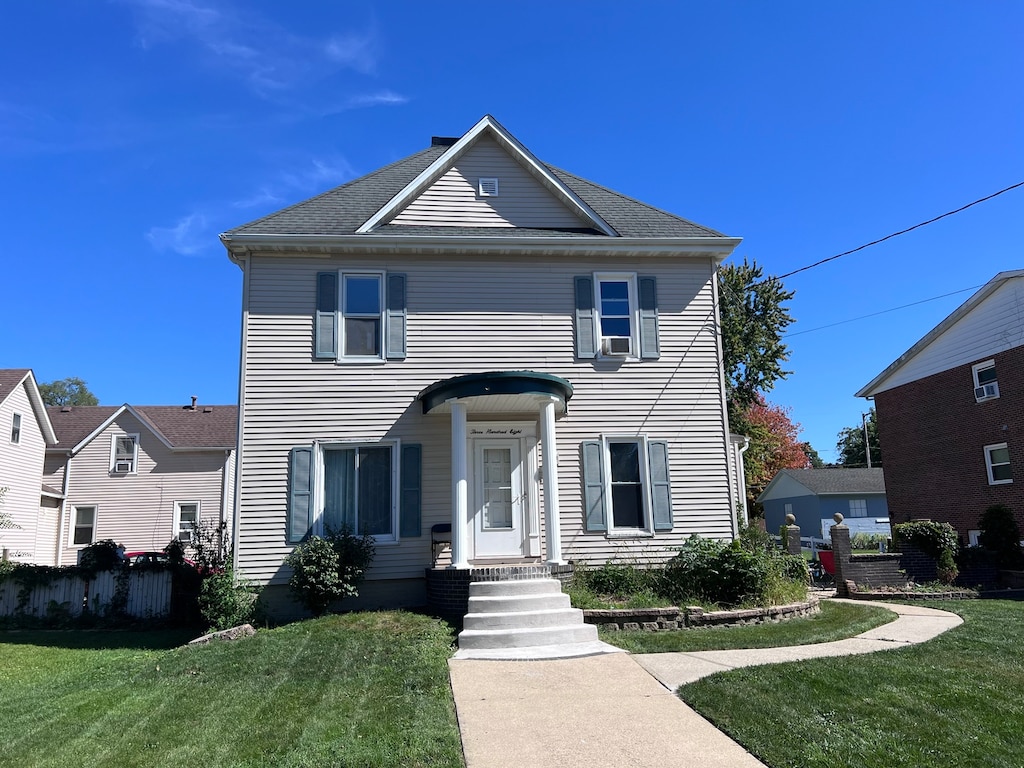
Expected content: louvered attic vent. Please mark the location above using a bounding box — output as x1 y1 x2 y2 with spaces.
478 177 499 197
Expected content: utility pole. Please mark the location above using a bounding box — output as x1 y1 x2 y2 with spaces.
862 412 872 469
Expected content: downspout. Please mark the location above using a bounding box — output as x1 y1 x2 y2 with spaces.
736 435 751 529
56 453 71 566
219 449 231 561
230 249 251 577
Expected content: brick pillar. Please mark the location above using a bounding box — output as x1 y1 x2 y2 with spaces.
784 515 802 556
831 514 852 597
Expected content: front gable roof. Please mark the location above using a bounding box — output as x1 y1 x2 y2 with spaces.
757 468 886 502
48 404 237 455
222 115 737 254
857 270 1024 397
0 369 57 445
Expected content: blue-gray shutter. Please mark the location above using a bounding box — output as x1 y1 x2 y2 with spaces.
574 276 597 359
648 440 672 531
288 446 314 543
638 276 660 360
315 272 338 359
386 273 407 360
400 443 421 537
581 440 607 532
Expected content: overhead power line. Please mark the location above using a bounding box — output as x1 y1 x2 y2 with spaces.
764 179 1024 283
784 284 983 338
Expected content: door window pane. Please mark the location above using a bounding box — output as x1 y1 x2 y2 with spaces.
482 448 513 530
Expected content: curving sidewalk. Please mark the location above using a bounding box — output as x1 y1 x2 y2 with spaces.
448 600 962 768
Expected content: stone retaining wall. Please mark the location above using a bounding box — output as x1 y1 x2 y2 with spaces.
584 598 819 632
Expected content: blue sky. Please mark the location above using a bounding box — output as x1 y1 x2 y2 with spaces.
3 1 1022 462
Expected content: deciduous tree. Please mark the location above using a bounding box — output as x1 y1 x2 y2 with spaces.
836 408 881 467
734 397 811 512
38 377 99 406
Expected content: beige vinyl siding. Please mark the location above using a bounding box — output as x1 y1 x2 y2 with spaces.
58 412 230 563
236 252 734 583
0 382 49 562
390 135 589 229
873 276 1024 392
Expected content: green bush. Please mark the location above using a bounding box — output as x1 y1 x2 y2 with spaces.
936 548 959 585
662 532 808 609
893 521 958 560
978 504 1024 569
198 570 258 631
286 528 375 616
851 532 889 550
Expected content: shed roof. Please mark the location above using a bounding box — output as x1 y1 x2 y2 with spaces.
758 468 886 502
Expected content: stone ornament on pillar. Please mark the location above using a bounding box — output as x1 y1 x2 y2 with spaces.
783 514 802 556
830 512 852 596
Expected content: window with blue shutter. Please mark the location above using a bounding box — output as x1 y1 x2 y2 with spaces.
580 273 659 360
583 437 673 535
287 446 314 543
400 443 422 537
315 271 407 362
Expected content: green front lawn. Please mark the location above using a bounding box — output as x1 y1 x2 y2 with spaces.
679 599 1024 768
0 612 463 768
600 600 896 653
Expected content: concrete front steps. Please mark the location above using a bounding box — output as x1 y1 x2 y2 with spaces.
453 578 622 660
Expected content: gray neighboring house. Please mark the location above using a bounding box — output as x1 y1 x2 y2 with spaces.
759 468 888 538
221 115 745 616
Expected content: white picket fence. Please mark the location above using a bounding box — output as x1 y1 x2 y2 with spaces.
0 569 172 619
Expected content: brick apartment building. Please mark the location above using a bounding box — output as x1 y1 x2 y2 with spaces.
857 270 1024 543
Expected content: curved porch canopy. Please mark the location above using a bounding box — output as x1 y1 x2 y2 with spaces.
416 371 573 569
417 371 573 415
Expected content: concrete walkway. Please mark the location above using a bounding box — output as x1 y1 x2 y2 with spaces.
447 600 962 768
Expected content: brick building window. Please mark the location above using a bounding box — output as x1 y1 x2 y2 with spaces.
973 360 999 402
984 443 1012 485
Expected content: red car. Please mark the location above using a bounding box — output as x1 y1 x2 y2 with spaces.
124 550 196 567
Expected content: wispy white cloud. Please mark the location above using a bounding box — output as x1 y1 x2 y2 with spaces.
325 33 378 75
231 187 284 210
121 0 386 95
345 90 409 109
146 213 210 256
279 157 356 194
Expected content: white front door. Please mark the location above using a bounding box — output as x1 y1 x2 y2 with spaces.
472 439 525 558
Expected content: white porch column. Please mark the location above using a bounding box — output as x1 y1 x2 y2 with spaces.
449 399 470 569
540 397 564 565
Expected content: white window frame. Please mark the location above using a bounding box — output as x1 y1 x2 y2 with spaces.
593 272 639 359
10 412 21 444
174 501 200 543
972 360 999 402
848 499 868 517
110 433 140 474
784 503 793 515
70 505 97 547
339 271 386 363
968 529 981 547
984 442 1012 485
602 434 653 535
314 440 400 542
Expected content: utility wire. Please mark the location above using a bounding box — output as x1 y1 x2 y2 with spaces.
761 180 1024 283
784 284 983 338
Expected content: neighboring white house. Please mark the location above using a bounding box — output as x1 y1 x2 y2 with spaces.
44 402 237 565
221 115 744 614
0 369 59 563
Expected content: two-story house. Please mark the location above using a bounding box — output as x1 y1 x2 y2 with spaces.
0 369 59 563
221 115 743 616
857 270 1024 542
45 402 237 564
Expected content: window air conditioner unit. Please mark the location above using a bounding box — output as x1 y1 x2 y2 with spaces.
974 383 999 402
602 337 632 356
114 460 133 473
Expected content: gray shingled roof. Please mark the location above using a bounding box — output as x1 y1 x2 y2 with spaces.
777 468 886 495
0 369 31 405
225 144 727 240
48 405 237 451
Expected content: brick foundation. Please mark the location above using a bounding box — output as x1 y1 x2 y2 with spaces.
424 563 575 617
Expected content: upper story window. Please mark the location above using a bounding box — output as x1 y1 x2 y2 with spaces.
111 434 139 474
973 360 999 402
574 274 660 360
315 271 407 362
848 499 868 517
10 413 21 444
985 443 1012 485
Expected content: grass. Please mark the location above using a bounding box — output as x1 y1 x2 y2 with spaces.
0 612 463 768
599 600 896 653
679 599 1024 768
